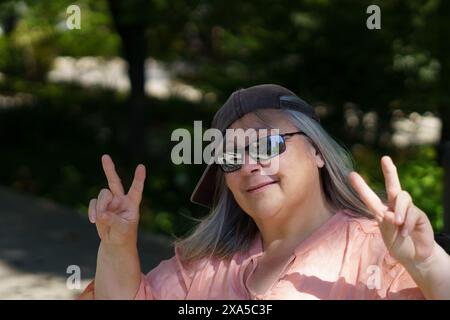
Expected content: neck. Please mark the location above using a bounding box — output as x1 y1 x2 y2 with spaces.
256 182 334 257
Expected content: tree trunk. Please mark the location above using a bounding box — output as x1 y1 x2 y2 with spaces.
120 26 146 162
107 0 147 162
444 141 450 234
440 104 450 233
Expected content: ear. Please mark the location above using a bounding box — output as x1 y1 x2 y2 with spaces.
307 143 325 168
314 149 325 168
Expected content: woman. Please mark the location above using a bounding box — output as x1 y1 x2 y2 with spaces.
79 84 450 299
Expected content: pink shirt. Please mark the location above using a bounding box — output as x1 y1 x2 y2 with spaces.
79 209 424 299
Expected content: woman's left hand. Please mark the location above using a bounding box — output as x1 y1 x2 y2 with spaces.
349 156 435 266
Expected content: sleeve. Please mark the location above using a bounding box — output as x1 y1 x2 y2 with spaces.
77 273 153 300
384 262 425 300
347 218 425 300
77 248 194 300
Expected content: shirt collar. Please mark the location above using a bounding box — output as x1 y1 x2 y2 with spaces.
247 209 351 259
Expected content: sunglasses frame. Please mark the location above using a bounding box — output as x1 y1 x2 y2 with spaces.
218 131 306 173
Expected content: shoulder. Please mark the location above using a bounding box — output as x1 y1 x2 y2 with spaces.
330 208 383 246
338 209 397 265
145 245 236 286
143 246 198 297
338 210 424 298
340 209 379 234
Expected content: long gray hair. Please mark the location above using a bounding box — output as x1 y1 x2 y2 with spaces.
175 109 374 262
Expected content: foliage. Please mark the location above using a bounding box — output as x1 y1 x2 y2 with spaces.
0 0 448 235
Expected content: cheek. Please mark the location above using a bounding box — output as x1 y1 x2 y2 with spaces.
279 147 317 189
224 174 240 194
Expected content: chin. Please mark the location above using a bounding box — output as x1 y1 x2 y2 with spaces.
245 198 283 221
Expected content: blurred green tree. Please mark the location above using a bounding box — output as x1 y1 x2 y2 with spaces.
0 0 448 234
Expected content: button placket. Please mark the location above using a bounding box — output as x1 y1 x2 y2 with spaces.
267 254 297 296
247 254 297 300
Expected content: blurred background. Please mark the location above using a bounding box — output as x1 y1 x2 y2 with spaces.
0 0 449 299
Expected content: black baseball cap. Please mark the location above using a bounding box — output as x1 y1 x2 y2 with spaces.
190 84 319 208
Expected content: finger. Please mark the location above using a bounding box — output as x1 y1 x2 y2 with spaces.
400 206 420 237
381 156 402 208
378 210 398 243
88 199 97 223
101 154 125 196
127 164 146 204
107 195 123 212
96 188 113 216
349 172 387 220
381 210 397 226
394 190 412 225
96 210 113 227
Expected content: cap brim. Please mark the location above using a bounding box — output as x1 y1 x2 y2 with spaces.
190 164 219 208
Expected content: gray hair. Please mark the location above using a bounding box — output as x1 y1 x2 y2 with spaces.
175 109 374 262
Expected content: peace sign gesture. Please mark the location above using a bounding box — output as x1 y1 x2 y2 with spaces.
88 154 146 247
349 156 435 266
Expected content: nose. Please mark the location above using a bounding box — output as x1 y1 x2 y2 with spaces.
240 152 262 175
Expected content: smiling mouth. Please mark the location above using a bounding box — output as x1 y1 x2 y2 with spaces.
246 181 278 193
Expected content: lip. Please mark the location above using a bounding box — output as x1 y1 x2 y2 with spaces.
246 181 278 193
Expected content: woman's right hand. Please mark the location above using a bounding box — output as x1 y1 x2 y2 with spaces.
88 154 146 247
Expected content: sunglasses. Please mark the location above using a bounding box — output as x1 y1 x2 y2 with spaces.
217 131 305 173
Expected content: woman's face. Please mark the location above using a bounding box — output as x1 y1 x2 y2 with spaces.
224 110 325 222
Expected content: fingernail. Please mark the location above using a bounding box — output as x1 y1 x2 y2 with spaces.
397 215 402 224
